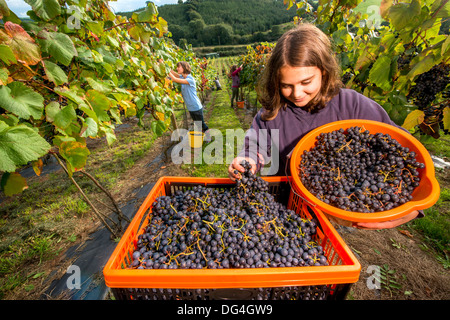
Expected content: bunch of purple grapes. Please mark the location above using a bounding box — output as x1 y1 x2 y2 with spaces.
130 161 328 270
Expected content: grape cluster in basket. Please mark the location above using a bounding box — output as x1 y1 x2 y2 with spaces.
130 160 328 269
298 126 425 213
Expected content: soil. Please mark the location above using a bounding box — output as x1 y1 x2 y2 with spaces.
335 212 450 300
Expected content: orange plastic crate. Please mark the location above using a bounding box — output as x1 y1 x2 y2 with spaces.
290 120 440 223
103 176 361 300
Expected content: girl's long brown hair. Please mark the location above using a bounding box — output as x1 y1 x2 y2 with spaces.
257 23 343 120
177 61 192 74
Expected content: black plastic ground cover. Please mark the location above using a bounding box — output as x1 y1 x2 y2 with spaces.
42 182 155 300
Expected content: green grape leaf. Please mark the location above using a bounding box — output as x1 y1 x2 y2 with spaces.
96 46 117 64
0 22 41 65
154 17 168 37
134 2 157 23
59 140 90 175
24 0 61 21
152 61 166 78
406 54 436 81
0 6 21 24
443 107 450 131
388 0 421 30
0 44 17 65
99 123 116 145
431 0 450 19
102 62 113 73
43 60 68 85
0 82 44 120
139 31 152 44
0 113 18 126
368 56 392 92
85 90 113 122
45 101 76 129
80 117 98 138
78 103 98 122
91 49 104 63
37 30 77 66
442 35 450 56
106 35 119 48
127 24 143 42
86 21 104 37
402 109 425 130
0 172 28 196
54 86 84 105
86 77 112 93
0 122 51 172
0 67 8 85
151 120 166 136
0 0 10 19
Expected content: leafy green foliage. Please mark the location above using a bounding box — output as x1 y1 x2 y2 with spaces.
290 0 449 137
238 43 275 91
154 0 298 47
0 0 214 195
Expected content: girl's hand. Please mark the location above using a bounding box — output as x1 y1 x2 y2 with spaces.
228 157 256 181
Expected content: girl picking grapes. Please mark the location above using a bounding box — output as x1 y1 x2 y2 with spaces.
228 24 422 230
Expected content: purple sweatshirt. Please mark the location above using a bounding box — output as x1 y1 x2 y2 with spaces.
238 89 402 176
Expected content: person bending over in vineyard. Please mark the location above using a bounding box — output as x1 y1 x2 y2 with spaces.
169 61 211 142
229 64 243 108
228 23 422 230
214 75 222 91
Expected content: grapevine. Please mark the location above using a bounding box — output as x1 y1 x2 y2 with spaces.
289 0 450 137
235 43 274 113
0 1 214 198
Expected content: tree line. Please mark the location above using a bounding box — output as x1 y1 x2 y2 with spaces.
119 0 299 47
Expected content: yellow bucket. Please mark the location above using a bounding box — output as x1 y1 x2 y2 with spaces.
189 131 204 148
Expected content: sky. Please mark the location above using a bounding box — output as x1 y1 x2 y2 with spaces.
4 0 181 18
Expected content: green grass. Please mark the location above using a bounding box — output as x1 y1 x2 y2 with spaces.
408 183 450 266
418 131 450 159
407 131 450 268
181 85 244 178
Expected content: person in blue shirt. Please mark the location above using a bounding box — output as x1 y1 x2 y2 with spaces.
169 61 210 140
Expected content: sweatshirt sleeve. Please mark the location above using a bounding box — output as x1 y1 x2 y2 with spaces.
237 111 268 171
339 89 410 133
231 67 242 76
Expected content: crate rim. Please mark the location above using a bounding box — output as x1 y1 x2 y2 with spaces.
290 119 440 223
103 176 361 289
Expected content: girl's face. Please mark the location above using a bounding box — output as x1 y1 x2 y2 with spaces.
279 66 323 108
177 64 184 74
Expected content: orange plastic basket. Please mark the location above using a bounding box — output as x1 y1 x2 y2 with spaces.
290 120 440 223
103 176 360 300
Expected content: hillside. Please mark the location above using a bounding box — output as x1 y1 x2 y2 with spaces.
119 0 298 47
